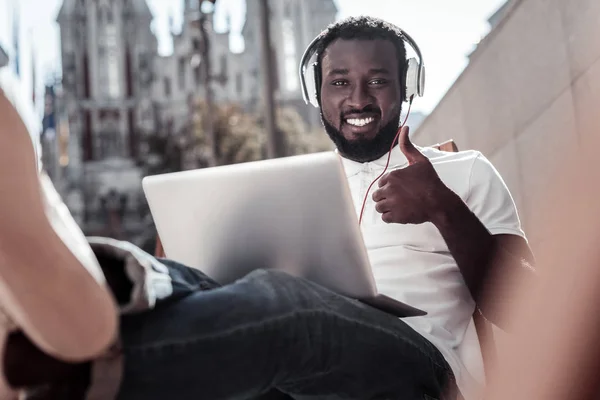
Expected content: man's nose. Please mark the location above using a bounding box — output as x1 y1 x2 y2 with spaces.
347 82 374 110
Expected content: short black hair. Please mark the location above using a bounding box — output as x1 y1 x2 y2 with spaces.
315 16 408 99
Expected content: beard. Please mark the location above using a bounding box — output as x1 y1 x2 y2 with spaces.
321 109 402 163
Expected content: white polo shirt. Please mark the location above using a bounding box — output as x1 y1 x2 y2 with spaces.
340 145 525 399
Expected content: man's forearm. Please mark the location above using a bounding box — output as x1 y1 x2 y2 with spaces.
430 190 535 325
430 191 495 299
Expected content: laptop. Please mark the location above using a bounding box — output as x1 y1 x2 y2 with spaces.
142 151 426 318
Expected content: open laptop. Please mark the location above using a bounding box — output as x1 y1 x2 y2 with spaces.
142 151 426 318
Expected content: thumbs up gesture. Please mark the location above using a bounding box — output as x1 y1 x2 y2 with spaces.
372 126 451 224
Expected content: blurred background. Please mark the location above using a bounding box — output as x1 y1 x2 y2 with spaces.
0 0 597 256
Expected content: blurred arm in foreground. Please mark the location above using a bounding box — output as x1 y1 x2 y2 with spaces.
485 140 600 399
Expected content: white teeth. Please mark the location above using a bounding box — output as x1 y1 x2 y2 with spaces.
346 117 375 127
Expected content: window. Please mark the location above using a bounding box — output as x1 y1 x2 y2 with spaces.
106 8 114 24
281 19 298 92
105 27 121 98
220 54 228 77
97 2 114 24
192 38 201 51
194 65 202 86
97 24 121 99
236 73 243 95
178 57 186 89
164 77 172 97
83 54 91 98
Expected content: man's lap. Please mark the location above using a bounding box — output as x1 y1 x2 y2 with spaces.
0 256 454 399
117 260 455 400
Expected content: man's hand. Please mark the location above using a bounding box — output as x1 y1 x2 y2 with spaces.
372 126 452 224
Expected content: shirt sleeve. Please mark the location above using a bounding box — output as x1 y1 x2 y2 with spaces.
466 152 526 238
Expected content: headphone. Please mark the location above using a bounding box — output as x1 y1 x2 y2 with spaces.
299 27 426 108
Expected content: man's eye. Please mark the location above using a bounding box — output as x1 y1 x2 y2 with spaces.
370 79 388 85
331 80 348 86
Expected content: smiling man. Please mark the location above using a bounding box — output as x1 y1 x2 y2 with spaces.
319 36 404 162
309 16 536 399
1 16 535 400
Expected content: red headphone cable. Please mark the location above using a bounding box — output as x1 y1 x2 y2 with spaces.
357 99 413 225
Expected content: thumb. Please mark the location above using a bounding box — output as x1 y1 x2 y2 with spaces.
398 126 425 165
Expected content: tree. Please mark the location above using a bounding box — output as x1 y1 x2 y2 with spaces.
274 106 333 156
140 129 184 176
189 100 332 165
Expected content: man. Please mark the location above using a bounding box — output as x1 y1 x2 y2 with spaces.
311 16 535 398
1 16 534 400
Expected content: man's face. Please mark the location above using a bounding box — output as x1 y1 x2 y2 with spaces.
319 38 403 163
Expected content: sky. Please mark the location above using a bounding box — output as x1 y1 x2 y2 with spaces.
1 0 507 114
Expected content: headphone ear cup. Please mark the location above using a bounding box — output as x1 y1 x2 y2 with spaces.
418 63 425 97
405 58 419 102
311 62 321 108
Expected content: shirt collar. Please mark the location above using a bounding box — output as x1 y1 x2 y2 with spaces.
337 145 415 177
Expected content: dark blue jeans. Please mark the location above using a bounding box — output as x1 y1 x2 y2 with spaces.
116 260 455 400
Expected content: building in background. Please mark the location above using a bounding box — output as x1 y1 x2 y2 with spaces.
153 0 338 133
239 0 337 128
56 0 159 238
48 0 338 242
487 0 511 29
468 0 510 59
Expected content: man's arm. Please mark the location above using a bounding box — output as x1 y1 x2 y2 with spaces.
373 127 535 328
0 88 118 361
430 192 535 327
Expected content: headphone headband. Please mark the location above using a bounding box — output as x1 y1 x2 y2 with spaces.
299 26 426 108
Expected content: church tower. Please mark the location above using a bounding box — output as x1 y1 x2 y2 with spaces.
56 0 158 236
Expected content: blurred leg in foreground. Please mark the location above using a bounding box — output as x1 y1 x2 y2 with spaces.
0 83 118 392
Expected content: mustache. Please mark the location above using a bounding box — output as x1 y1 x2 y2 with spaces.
340 106 381 119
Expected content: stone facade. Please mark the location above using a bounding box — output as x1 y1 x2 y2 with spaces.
56 0 159 237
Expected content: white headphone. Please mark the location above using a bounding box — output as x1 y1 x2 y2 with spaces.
299 27 426 108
